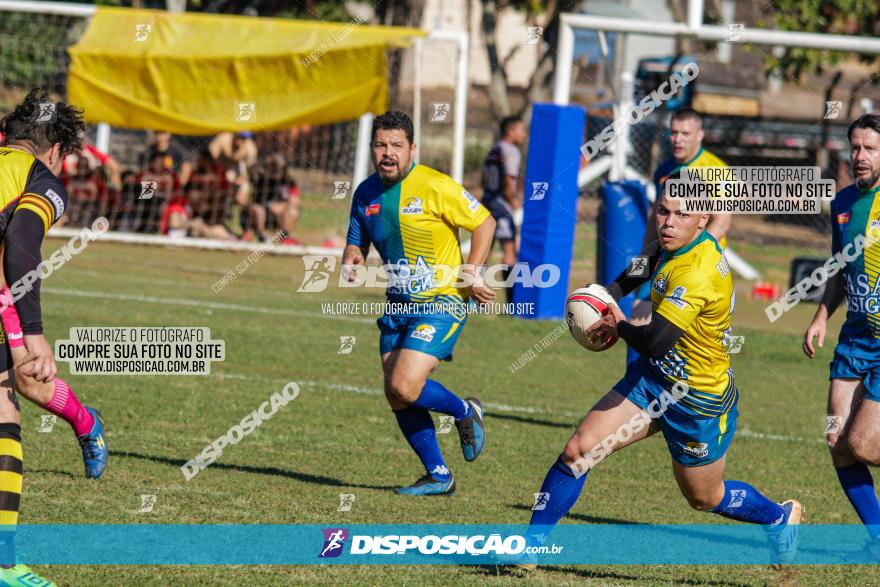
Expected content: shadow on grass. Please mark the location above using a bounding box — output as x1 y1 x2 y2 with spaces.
509 504 639 525
115 450 395 491
484 411 573 429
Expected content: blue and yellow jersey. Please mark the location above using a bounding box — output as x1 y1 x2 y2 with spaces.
655 147 729 248
347 164 490 305
647 230 736 417
831 184 880 358
0 147 67 235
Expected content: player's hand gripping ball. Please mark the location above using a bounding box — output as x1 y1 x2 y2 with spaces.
567 285 619 351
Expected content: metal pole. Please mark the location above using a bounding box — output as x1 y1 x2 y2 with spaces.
553 16 575 105
352 112 374 190
413 37 423 165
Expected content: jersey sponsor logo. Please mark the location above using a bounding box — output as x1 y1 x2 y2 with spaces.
365 203 381 216
462 189 480 212
716 257 729 279
652 273 668 296
665 286 687 309
837 212 850 224
410 324 436 342
386 256 435 295
44 188 65 217
650 347 688 381
682 441 709 458
401 197 423 215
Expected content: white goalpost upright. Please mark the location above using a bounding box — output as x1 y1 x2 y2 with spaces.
549 0 880 281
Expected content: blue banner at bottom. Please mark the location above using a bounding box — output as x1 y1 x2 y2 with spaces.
4 524 879 565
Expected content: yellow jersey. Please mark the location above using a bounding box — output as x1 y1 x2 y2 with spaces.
648 230 736 416
347 164 490 306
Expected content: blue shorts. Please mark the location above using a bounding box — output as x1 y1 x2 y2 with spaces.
378 310 466 361
485 198 516 243
613 359 738 467
830 350 880 402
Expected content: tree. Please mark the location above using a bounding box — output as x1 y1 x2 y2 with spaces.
479 0 583 124
767 0 880 117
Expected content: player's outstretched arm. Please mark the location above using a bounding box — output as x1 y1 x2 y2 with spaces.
706 212 731 242
803 271 845 358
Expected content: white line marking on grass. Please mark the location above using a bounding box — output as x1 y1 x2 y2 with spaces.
42 287 375 324
212 374 819 444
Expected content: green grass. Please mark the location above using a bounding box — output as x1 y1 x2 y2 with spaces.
16 232 880 586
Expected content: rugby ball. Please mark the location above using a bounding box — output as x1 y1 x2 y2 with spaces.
567 285 619 352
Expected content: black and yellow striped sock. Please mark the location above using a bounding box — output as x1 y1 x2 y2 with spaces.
0 423 22 567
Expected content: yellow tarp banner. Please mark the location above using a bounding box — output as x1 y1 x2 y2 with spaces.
68 7 424 134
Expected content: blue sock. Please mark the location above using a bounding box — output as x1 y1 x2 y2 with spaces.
710 480 785 525
528 457 588 536
836 463 880 538
413 379 470 420
393 406 451 481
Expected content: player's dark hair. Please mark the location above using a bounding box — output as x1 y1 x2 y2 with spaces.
500 115 522 138
670 108 702 127
847 113 880 142
0 88 85 156
371 111 414 144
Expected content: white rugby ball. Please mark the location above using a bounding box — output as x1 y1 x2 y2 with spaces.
566 285 619 351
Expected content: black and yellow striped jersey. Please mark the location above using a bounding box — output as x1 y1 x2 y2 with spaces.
0 146 69 334
0 147 67 234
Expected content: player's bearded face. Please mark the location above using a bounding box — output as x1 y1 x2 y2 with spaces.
850 128 880 190
372 129 415 185
655 194 709 252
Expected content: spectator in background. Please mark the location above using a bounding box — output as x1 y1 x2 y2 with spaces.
240 153 300 244
481 115 526 303
61 156 108 227
141 130 192 186
135 151 180 233
185 150 236 240
209 131 258 183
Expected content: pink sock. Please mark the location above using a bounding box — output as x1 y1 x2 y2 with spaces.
45 379 94 437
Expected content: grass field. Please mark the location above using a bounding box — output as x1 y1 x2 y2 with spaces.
18 218 880 585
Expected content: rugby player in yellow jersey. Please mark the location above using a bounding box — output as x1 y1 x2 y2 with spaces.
518 174 801 570
630 108 731 361
343 111 496 496
0 88 112 586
